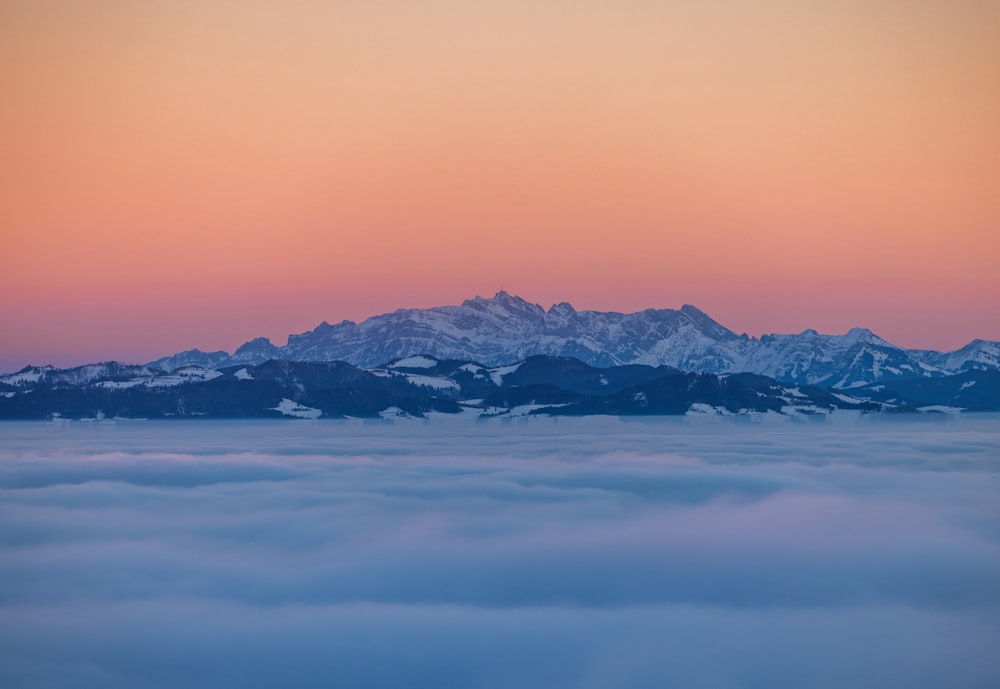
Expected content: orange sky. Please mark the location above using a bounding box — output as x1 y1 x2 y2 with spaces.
2 0 999 370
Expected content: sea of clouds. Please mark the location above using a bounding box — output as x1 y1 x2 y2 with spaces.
1 415 999 688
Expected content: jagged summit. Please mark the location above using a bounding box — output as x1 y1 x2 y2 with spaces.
229 337 281 366
236 336 275 351
462 291 546 316
547 301 576 315
845 326 883 342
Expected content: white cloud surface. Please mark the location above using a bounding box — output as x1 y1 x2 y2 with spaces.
1 415 999 688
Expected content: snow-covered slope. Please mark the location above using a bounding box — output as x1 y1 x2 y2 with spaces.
149 349 230 372
2 363 225 392
711 327 930 389
1 362 156 388
911 340 1000 374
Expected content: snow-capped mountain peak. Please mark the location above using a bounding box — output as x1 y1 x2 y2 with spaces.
229 337 281 366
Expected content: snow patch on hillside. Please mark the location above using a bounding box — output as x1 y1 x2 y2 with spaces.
271 398 321 418
917 405 964 414
489 363 522 386
400 373 460 391
687 403 733 416
390 356 437 369
96 379 146 389
146 368 222 387
1 370 44 385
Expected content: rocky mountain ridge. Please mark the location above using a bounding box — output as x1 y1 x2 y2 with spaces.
144 292 999 389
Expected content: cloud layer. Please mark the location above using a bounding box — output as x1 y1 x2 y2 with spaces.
2 415 999 687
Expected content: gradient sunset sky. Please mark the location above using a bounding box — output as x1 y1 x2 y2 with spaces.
2 0 998 371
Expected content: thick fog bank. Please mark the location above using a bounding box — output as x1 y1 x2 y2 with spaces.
2 417 999 688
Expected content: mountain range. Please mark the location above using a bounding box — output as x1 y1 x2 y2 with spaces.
5 353 998 420
2 292 999 420
146 291 999 389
